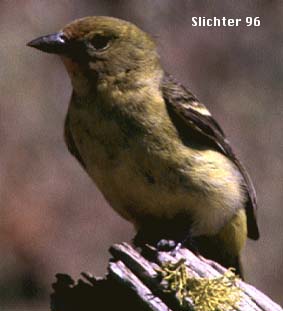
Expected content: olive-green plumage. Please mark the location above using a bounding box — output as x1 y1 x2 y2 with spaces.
28 16 259 277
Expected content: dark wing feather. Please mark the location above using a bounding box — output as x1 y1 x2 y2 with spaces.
162 73 259 240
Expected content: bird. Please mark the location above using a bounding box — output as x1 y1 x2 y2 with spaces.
27 16 259 277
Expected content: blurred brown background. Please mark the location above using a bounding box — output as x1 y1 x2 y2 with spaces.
1 1 282 310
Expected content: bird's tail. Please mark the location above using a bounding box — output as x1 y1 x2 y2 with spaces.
193 235 244 278
192 209 247 279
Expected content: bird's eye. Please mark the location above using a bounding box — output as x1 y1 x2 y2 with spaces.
89 34 112 51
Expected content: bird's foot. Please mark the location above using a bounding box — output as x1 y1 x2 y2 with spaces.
170 242 182 256
156 239 177 251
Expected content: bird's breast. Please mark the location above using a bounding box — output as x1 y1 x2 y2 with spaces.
66 93 245 236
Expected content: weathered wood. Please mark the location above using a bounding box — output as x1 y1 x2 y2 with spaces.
50 242 282 311
109 260 171 311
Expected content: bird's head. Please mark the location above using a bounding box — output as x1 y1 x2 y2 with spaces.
28 16 161 95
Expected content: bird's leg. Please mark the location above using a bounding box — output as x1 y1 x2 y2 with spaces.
170 229 199 256
133 214 198 256
133 218 179 251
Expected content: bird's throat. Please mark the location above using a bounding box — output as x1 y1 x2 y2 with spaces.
61 56 91 96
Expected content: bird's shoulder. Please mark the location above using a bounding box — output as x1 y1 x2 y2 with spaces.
161 73 259 240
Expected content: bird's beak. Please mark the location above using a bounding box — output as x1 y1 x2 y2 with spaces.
27 32 68 54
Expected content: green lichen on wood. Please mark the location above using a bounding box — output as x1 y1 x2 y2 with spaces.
157 259 242 311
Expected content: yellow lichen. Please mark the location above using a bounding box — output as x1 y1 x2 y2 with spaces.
157 259 242 311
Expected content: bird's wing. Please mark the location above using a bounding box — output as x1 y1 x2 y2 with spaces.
64 100 86 169
162 73 259 240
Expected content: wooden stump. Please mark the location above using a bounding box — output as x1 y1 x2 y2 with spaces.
50 242 282 311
